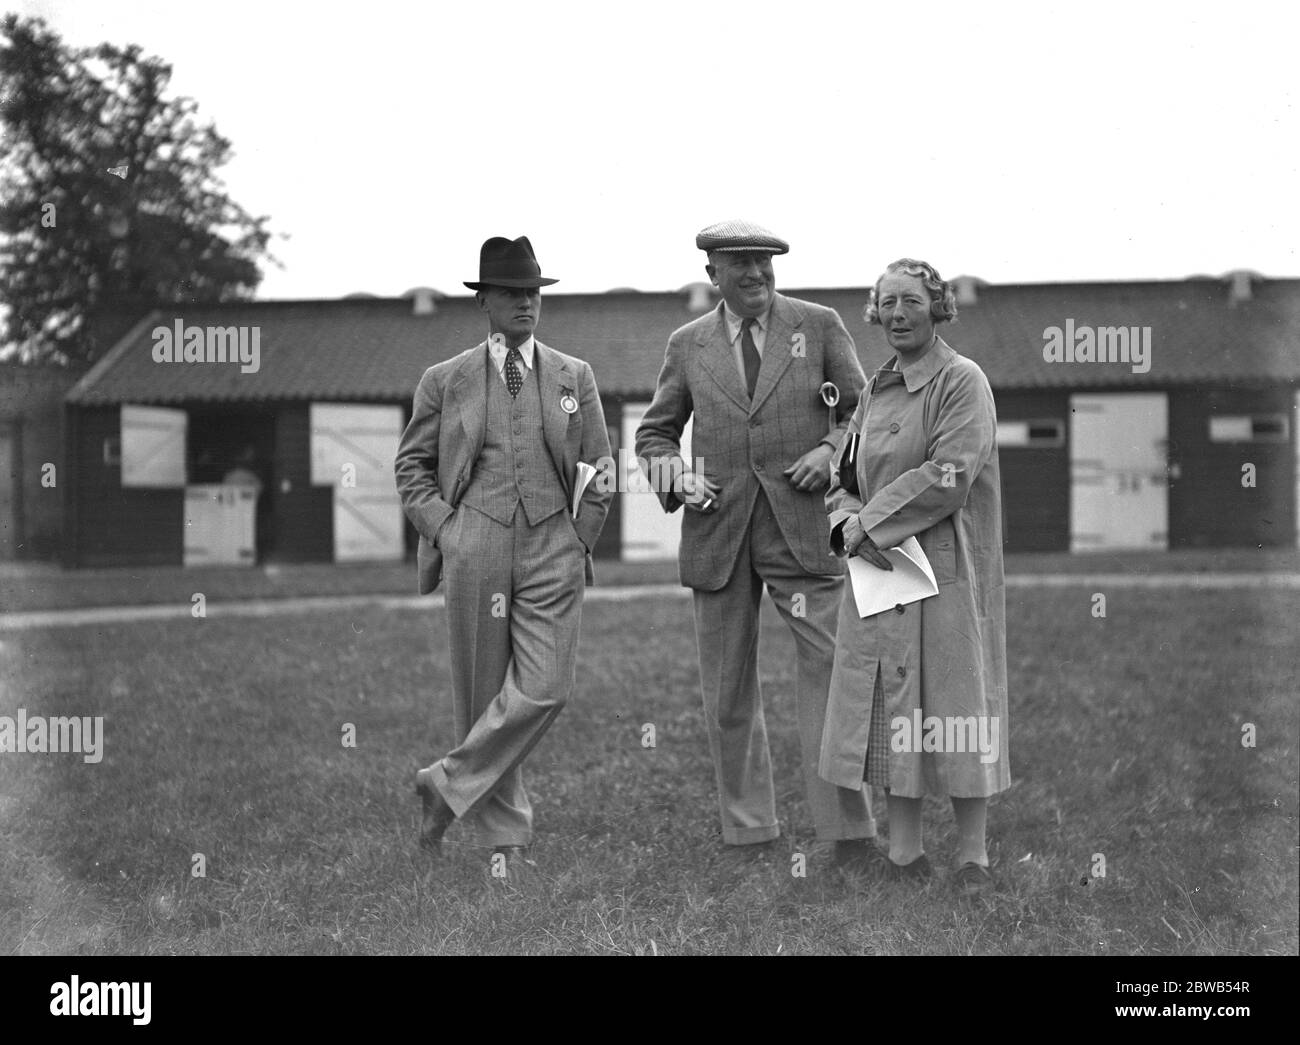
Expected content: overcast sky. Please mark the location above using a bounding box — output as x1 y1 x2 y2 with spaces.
14 0 1299 299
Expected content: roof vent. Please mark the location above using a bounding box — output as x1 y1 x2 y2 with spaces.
952 275 984 307
681 281 717 313
402 287 445 316
1222 269 1260 307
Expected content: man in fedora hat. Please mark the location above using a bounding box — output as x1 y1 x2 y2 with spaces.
635 220 880 872
395 235 613 871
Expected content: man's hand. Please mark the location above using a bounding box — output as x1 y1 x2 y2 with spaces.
841 515 893 571
434 510 455 549
676 470 720 513
784 443 835 493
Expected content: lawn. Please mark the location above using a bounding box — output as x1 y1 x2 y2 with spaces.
0 582 1296 955
3 547 1296 614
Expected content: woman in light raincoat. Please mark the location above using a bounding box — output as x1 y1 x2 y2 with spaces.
822 259 1009 897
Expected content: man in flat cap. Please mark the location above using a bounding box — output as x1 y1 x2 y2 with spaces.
395 235 613 872
636 220 879 871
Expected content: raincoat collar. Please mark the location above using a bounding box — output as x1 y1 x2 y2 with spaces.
878 335 956 393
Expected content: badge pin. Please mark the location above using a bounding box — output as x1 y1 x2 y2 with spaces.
559 394 579 415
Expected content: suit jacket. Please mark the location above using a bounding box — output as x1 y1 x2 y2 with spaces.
394 339 614 595
635 293 866 591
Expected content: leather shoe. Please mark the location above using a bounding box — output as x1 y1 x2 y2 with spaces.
833 838 888 877
953 861 995 898
885 853 933 881
415 768 455 853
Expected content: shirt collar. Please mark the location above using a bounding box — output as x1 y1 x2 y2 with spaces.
877 336 955 393
722 302 771 344
487 334 535 369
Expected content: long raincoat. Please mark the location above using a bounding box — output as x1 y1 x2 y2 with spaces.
819 336 1011 798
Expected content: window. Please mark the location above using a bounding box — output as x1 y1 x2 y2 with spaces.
997 419 1065 448
1208 414 1289 444
120 405 187 487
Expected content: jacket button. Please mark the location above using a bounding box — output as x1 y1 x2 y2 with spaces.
889 422 900 434
896 665 906 677
895 604 905 614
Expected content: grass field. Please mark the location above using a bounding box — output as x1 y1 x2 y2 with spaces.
3 546 1297 613
1 581 1296 955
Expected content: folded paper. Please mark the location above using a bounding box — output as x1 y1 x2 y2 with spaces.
846 536 939 618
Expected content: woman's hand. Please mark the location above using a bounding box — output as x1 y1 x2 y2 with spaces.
856 534 894 571
842 515 893 570
841 514 866 554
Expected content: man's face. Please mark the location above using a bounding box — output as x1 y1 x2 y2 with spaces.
876 272 936 355
707 251 775 317
477 285 541 346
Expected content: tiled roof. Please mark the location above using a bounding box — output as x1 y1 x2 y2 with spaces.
67 278 1300 406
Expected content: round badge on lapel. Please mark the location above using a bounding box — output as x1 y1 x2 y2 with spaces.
560 394 578 415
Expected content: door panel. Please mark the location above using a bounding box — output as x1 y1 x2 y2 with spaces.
309 403 404 562
1070 393 1168 551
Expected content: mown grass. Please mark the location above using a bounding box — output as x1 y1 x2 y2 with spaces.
0 583 1295 954
3 547 1295 614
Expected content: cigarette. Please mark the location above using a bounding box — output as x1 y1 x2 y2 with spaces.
701 497 714 511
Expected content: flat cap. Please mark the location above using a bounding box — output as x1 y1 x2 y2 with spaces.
695 219 789 255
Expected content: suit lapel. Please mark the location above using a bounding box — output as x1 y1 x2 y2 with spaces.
535 341 575 496
696 305 750 414
749 294 798 414
448 343 488 465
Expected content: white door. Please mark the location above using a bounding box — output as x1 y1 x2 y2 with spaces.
1070 393 1168 551
309 403 404 562
184 485 255 566
620 404 693 561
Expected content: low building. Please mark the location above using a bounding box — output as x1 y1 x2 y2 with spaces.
59 274 1300 568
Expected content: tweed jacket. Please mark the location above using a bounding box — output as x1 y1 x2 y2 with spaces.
635 293 866 590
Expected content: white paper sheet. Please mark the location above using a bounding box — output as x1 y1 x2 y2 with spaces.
846 536 940 618
571 461 598 519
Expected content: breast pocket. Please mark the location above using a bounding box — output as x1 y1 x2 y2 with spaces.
920 516 958 586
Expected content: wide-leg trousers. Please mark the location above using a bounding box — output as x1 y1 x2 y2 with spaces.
425 501 586 847
691 490 876 845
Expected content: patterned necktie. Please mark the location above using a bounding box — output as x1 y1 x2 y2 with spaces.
740 317 761 400
505 345 524 398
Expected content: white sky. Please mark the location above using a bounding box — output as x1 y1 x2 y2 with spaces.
14 0 1299 299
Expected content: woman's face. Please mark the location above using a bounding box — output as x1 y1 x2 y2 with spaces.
876 272 936 355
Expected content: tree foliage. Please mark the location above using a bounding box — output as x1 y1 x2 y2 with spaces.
0 14 275 366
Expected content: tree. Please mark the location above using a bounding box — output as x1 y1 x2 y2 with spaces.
0 15 276 367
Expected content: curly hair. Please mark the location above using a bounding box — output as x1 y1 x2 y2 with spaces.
863 258 958 325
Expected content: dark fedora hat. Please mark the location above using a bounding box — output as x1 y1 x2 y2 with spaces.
463 235 559 290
